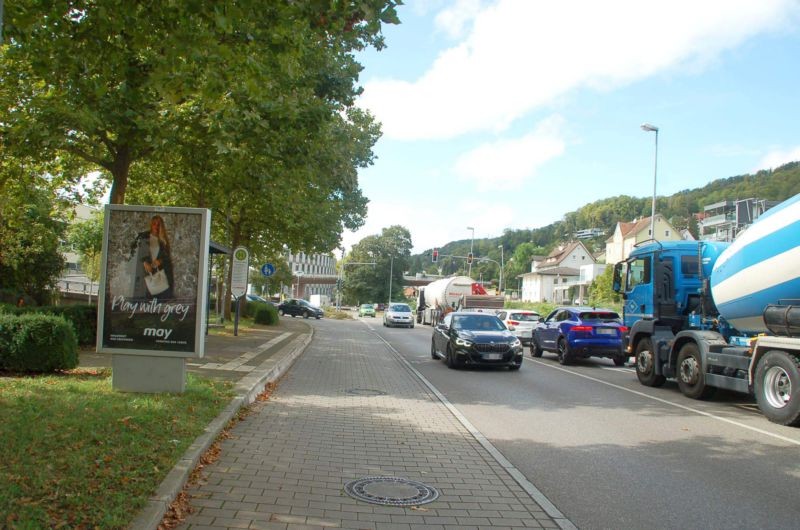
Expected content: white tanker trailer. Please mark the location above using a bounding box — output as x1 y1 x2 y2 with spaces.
416 276 504 325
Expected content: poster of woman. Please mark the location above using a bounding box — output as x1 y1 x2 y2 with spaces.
97 205 211 357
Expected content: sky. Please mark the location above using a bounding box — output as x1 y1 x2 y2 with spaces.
341 0 800 255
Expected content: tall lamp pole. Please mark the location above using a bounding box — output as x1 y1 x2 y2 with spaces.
466 226 475 277
497 244 504 294
641 123 659 240
387 255 394 306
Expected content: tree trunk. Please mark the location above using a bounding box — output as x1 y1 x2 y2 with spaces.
108 145 132 204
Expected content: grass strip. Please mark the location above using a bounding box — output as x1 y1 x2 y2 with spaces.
0 369 234 529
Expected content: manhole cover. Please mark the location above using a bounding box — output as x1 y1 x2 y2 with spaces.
345 388 387 396
344 476 438 506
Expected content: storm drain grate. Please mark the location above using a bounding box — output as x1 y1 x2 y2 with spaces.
344 476 439 506
345 388 387 396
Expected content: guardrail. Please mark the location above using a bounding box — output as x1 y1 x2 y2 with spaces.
57 277 99 296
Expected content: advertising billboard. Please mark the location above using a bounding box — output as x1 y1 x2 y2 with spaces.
97 205 211 357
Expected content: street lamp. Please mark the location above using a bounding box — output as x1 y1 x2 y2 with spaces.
641 123 659 240
498 244 504 294
387 255 394 306
466 226 475 277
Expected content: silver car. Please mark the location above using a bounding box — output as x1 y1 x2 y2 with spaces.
496 310 540 345
383 303 415 328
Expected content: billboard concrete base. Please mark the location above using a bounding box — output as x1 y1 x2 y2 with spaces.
112 354 186 393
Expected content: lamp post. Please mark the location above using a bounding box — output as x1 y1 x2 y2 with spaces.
641 123 659 240
387 255 394 306
466 226 475 277
498 244 504 294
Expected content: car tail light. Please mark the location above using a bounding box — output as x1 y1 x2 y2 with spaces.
508 320 520 326
619 326 629 333
571 325 593 332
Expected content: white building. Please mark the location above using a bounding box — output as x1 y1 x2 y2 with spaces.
520 241 595 303
284 251 337 300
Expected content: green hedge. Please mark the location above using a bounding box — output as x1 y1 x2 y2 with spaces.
0 304 97 346
253 303 279 325
0 313 79 372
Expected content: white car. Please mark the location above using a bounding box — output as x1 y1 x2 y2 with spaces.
496 310 540 346
383 303 415 328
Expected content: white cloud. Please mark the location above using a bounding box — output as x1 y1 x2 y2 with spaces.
755 146 800 172
360 0 799 141
454 115 566 189
434 0 483 39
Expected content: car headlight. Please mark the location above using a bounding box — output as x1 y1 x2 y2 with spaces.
455 337 473 347
511 338 522 348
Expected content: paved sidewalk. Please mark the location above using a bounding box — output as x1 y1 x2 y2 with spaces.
174 319 572 530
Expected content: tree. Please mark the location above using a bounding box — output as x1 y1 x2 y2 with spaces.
67 212 104 284
343 226 412 304
588 265 620 306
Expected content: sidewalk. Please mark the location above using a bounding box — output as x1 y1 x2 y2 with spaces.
137 318 575 530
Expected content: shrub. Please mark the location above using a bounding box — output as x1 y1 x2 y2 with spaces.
6 304 97 346
253 303 278 325
0 313 79 372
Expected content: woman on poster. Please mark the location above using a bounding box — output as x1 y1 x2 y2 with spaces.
130 215 174 301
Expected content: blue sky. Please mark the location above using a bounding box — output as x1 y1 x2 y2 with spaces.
342 0 800 254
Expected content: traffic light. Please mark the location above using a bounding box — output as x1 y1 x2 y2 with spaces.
467 252 473 264
432 248 439 263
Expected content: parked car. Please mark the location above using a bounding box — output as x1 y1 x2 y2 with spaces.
277 298 323 319
431 311 523 370
358 303 376 317
531 307 627 366
496 310 540 346
383 303 414 328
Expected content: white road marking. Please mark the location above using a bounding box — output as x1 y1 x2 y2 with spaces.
531 359 800 446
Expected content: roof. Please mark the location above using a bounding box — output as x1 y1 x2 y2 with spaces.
523 266 580 277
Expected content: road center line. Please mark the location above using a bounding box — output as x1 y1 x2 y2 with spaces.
531 359 800 446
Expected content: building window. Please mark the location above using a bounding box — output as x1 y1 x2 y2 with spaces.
665 230 670 237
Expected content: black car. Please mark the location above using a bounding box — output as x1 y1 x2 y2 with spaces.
277 298 323 319
431 311 523 370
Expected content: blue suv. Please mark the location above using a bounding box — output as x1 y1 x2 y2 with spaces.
531 307 627 366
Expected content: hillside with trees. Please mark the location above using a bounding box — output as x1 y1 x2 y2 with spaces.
409 162 800 290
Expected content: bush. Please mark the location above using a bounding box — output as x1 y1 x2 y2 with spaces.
0 313 79 372
5 304 97 346
253 303 278 325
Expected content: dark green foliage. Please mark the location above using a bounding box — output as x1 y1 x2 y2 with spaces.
0 313 78 372
253 303 278 325
5 304 97 346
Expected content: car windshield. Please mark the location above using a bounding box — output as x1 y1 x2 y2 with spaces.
389 304 410 312
579 311 621 322
510 313 539 321
453 314 505 331
362 304 373 309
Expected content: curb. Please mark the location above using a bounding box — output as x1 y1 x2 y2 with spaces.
129 325 314 530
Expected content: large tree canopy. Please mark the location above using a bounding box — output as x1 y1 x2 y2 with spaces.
343 225 412 305
1 0 399 244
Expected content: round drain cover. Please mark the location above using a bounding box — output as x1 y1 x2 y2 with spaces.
344 476 438 506
345 388 387 396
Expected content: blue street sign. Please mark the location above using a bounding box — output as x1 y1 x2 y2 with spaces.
261 263 275 277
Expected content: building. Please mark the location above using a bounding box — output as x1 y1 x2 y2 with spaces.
604 214 681 265
573 228 606 239
520 241 595 303
698 198 778 242
284 251 337 300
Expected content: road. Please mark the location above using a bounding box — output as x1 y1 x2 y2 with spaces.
327 315 800 530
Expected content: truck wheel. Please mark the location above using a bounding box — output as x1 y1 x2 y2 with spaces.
635 338 666 387
677 343 716 400
530 337 544 358
754 351 800 426
557 338 573 365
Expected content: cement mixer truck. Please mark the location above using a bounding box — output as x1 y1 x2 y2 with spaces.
613 193 800 425
417 276 504 325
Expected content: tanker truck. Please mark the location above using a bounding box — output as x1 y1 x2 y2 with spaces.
612 192 800 425
417 276 504 325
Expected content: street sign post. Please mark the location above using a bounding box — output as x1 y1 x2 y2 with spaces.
231 247 249 336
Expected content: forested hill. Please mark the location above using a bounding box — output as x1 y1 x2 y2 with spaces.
408 161 800 277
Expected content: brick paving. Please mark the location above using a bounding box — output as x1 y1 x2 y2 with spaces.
178 320 565 530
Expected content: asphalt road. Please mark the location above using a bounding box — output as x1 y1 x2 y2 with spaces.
348 316 800 530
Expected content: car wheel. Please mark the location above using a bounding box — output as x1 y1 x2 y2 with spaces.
613 355 627 367
410 324 414 329
509 360 522 371
303 310 310 319
677 343 716 399
557 338 573 365
278 309 285 316
530 337 544 358
635 337 666 387
431 339 438 360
